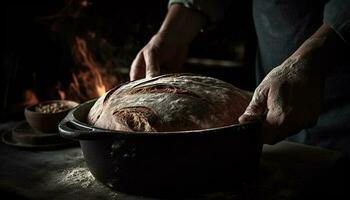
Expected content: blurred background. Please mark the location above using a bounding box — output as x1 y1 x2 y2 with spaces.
0 0 256 122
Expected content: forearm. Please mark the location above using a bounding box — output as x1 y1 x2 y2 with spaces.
290 24 346 76
158 4 206 46
294 24 342 57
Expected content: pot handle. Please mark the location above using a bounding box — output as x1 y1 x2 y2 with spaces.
59 119 118 140
58 109 115 140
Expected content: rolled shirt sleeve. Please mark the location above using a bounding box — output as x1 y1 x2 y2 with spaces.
324 0 350 45
168 0 231 24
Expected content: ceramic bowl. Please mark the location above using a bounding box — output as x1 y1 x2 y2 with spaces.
25 100 79 133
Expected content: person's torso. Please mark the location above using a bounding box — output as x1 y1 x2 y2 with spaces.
253 0 327 79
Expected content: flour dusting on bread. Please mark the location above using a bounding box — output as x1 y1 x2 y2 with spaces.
87 74 250 132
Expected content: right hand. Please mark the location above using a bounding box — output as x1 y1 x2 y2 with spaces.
129 4 206 81
130 31 189 80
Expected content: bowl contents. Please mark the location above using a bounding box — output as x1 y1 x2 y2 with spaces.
35 102 73 114
88 74 251 133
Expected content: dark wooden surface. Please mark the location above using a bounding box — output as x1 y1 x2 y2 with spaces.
0 122 349 200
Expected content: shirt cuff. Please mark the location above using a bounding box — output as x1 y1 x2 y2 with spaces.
323 0 350 45
168 0 229 24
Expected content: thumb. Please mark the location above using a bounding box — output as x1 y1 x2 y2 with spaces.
239 86 268 123
144 50 160 78
130 52 146 81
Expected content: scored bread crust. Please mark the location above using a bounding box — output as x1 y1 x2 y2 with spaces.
87 74 251 132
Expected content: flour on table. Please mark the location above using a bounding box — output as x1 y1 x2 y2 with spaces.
59 167 95 188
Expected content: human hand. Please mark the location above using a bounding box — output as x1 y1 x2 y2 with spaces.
239 55 325 144
130 31 188 80
129 4 205 81
238 24 344 144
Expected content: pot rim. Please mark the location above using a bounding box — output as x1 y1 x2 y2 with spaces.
59 99 262 140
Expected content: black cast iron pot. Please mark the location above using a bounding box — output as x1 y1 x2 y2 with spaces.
59 99 263 196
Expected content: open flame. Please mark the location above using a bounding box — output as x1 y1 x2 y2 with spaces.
53 34 118 103
57 87 66 100
70 36 106 98
72 36 106 97
21 34 118 106
22 89 39 107
20 0 119 107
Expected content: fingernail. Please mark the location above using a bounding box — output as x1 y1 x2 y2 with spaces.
239 113 257 123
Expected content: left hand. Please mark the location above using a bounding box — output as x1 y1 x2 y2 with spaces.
238 24 342 144
239 54 325 144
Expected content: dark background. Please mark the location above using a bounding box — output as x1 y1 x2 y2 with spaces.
0 1 256 121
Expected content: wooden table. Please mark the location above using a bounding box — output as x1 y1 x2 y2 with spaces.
0 124 349 200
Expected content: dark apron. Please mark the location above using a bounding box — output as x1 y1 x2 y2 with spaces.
253 0 350 153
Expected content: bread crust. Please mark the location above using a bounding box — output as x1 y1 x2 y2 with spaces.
87 74 250 132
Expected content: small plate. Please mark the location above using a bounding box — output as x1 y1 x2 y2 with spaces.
1 121 78 150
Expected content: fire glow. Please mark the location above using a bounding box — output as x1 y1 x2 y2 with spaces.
68 36 108 100
22 35 117 106
20 0 120 107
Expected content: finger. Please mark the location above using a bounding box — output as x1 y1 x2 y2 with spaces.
130 52 146 81
261 121 283 144
262 112 305 145
261 117 302 144
239 86 269 123
144 49 160 78
260 83 290 144
266 81 289 117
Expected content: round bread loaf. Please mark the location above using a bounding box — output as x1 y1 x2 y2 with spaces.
87 74 251 132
